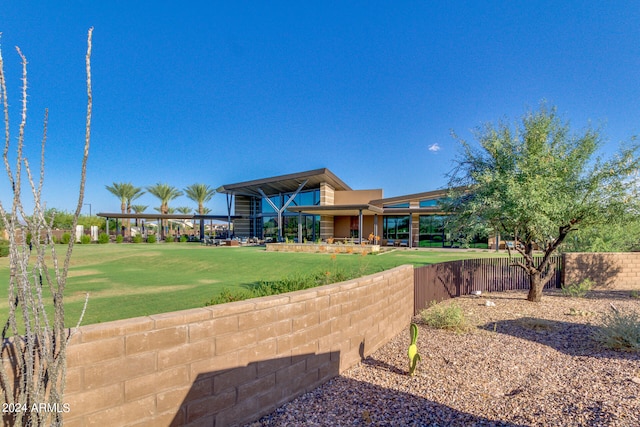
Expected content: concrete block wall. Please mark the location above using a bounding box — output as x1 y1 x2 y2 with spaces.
63 265 414 426
564 252 640 290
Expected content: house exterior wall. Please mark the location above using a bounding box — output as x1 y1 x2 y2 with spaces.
319 183 335 239
233 195 252 238
334 189 383 205
61 266 414 427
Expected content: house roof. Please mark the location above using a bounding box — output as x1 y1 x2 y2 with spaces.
368 188 450 206
217 168 352 197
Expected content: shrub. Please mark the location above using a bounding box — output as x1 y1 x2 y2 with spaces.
132 234 143 243
165 236 174 243
561 278 594 298
97 233 109 244
80 234 91 244
593 306 640 352
205 288 250 305
0 240 8 257
180 235 188 242
115 235 124 243
60 233 71 244
421 301 466 332
147 235 156 244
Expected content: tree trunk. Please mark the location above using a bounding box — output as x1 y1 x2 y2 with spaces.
527 272 543 302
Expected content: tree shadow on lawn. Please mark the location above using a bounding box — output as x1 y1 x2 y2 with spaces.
478 316 640 360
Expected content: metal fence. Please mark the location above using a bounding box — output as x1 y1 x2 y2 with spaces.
413 256 563 315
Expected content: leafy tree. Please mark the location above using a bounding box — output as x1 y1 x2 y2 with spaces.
446 105 639 302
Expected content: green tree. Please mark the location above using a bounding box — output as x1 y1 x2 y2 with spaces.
130 204 148 227
105 182 144 237
147 184 183 238
105 182 130 216
184 183 215 238
184 183 215 214
446 105 639 302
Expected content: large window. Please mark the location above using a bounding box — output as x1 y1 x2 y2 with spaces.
260 190 319 214
419 215 446 247
383 216 410 240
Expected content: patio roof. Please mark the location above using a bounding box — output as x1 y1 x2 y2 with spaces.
96 213 241 221
217 168 352 197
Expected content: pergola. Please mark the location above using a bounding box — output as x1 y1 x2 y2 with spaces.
96 213 240 240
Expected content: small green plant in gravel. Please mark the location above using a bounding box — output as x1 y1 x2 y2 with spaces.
421 301 466 332
630 290 640 299
593 304 640 352
561 278 594 298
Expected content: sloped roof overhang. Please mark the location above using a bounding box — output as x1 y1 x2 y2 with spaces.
217 168 352 197
286 204 384 217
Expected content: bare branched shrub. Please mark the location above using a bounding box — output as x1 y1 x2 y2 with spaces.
0 28 93 426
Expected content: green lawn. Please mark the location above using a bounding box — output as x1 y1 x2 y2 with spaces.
0 244 505 326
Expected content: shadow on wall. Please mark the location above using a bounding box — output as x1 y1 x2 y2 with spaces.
170 352 341 426
564 254 622 288
170 350 530 427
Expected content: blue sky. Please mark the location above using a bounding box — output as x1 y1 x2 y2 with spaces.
1 1 639 216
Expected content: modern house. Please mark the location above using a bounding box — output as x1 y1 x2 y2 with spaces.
217 168 457 248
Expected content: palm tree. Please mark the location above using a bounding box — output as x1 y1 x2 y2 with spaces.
131 204 148 228
105 182 130 216
106 182 143 237
185 183 215 238
147 183 183 239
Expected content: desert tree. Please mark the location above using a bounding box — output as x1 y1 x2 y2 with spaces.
446 105 639 302
0 29 93 426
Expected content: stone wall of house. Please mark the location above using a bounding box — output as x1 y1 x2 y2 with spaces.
62 265 414 426
564 252 640 290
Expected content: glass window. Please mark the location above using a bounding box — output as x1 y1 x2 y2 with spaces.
383 216 410 240
261 195 280 214
383 202 410 208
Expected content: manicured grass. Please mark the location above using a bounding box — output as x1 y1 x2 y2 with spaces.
0 244 505 326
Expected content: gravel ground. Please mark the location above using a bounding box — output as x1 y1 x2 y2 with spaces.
247 289 640 427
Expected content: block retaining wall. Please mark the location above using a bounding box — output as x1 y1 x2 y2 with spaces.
564 252 640 290
62 265 414 427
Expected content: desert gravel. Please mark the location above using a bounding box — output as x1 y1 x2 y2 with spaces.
247 289 640 427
